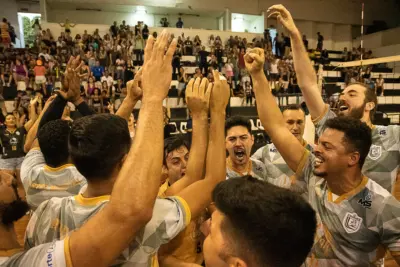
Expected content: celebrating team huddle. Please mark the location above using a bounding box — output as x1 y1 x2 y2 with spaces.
0 4 400 267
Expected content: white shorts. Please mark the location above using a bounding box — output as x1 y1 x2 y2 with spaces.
35 76 46 84
0 157 24 171
17 81 26 91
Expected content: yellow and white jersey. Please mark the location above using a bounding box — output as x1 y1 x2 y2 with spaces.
21 149 87 210
1 240 66 267
24 194 191 267
297 150 400 267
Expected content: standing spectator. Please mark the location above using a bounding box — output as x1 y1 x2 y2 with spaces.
317 32 324 51
101 70 114 89
183 37 193 56
321 49 329 65
115 56 125 81
177 67 187 106
244 81 253 106
283 33 291 57
238 47 246 70
124 60 135 83
176 17 184 28
198 46 209 75
12 59 28 89
142 24 149 41
110 21 118 38
0 18 11 49
224 58 234 85
32 19 41 40
134 34 144 64
208 55 219 71
172 49 181 79
376 74 385 96
303 34 308 50
91 60 104 82
342 47 348 61
193 35 201 62
215 45 224 71
59 19 76 34
33 60 47 95
134 21 142 36
274 32 283 57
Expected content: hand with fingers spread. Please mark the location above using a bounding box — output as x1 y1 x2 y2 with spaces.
58 56 84 103
141 30 177 102
244 48 265 76
186 77 211 116
267 5 299 36
210 70 230 113
126 69 143 103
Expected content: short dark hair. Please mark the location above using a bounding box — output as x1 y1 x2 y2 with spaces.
225 116 251 136
347 82 378 119
325 116 372 168
38 120 70 167
282 104 305 117
69 114 131 181
163 135 190 165
213 176 316 267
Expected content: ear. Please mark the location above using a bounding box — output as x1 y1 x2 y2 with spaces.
348 151 360 167
365 102 375 112
227 257 248 267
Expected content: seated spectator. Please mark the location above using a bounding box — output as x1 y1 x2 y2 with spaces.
110 21 118 38
91 60 104 82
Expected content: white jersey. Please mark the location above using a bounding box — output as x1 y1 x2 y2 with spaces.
25 194 190 267
297 150 400 266
21 149 87 210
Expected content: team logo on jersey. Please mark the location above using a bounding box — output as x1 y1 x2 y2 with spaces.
16 131 20 136
368 145 382 160
343 212 363 234
9 137 18 146
379 129 386 136
358 192 372 209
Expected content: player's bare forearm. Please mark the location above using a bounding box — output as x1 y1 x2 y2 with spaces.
290 30 325 119
24 104 38 132
207 111 226 183
116 98 138 122
252 71 305 173
165 113 208 196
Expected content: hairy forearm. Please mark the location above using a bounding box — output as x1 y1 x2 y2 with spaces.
116 98 138 121
24 104 38 132
110 100 164 217
290 30 325 118
252 72 286 138
206 111 226 184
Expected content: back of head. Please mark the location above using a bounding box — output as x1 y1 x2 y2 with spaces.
38 120 70 167
213 176 316 267
225 116 251 136
325 116 372 168
69 114 131 181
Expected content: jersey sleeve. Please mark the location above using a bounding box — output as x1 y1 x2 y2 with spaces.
137 197 191 254
24 199 51 249
294 150 314 186
251 147 264 162
20 149 46 189
3 240 67 267
312 104 337 137
379 196 400 257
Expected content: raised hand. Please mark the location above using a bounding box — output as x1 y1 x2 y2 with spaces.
59 56 84 102
186 77 212 116
141 30 177 102
210 70 230 113
267 5 298 36
126 69 143 103
244 48 265 76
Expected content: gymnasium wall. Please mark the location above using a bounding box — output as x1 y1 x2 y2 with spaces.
353 27 400 49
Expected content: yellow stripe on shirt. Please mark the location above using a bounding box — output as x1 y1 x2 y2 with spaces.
174 196 192 226
64 236 73 267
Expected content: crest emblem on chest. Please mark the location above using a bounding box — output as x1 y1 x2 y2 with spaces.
343 212 363 234
368 145 382 160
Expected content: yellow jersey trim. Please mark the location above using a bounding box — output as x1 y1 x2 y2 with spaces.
327 176 369 204
295 150 310 178
311 104 329 124
226 157 252 176
44 164 75 172
74 194 110 206
174 196 192 226
64 236 73 267
31 147 41 151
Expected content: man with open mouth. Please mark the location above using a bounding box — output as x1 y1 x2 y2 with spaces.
246 5 400 266
225 116 271 183
275 2 399 200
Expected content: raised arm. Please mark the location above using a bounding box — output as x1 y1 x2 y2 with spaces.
268 5 326 119
177 70 229 219
164 77 210 196
23 98 39 132
245 48 305 172
67 32 178 267
116 70 142 121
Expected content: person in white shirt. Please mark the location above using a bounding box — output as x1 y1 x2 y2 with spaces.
101 70 114 88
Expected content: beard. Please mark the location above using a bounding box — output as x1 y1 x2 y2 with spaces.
338 101 365 120
0 200 30 226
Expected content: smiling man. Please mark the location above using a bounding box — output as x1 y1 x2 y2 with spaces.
272 4 399 197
